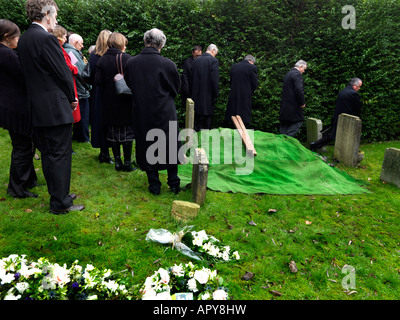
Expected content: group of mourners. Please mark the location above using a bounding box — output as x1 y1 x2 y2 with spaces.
0 0 363 215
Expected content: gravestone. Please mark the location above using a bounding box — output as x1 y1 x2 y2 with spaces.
380 148 400 188
171 200 200 222
334 113 362 167
185 98 195 131
306 117 323 148
191 148 209 205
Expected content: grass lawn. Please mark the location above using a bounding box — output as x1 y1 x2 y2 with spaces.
0 127 399 300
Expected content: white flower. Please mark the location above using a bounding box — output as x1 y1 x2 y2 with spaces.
222 251 230 261
155 291 172 300
157 268 170 284
4 289 21 300
51 264 70 287
16 282 30 294
1 273 15 285
194 270 209 284
201 292 211 300
104 280 119 292
141 287 157 300
85 264 95 272
233 251 240 259
197 230 208 241
187 278 198 292
213 289 228 300
171 264 184 277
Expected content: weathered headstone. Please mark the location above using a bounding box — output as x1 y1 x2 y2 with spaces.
380 148 400 188
306 117 323 148
171 200 200 222
185 98 195 131
334 113 362 167
191 148 209 205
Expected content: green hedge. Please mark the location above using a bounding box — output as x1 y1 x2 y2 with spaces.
2 0 399 142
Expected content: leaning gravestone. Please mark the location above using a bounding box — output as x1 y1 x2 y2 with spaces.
380 148 400 188
306 117 323 148
191 148 209 206
334 113 362 167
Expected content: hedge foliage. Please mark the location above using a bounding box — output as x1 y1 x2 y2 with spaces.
2 0 400 142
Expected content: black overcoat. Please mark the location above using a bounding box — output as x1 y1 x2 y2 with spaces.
94 48 133 126
0 44 32 137
279 68 305 123
330 84 362 138
17 24 75 127
189 52 219 115
124 47 181 171
224 60 259 125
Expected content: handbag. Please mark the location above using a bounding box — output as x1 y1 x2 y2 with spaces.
114 53 132 95
81 62 92 84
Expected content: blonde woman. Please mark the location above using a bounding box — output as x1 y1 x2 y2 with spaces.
88 29 113 164
94 32 136 172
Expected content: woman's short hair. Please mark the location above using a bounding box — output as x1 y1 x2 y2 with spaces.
143 28 166 50
25 0 58 22
52 25 67 42
107 32 128 51
0 19 21 42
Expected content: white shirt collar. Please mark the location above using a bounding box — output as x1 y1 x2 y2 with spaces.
32 22 48 32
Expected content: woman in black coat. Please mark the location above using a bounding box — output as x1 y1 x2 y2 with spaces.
0 19 37 198
88 29 113 164
94 32 136 172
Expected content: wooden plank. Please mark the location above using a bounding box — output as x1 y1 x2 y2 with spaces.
231 115 257 156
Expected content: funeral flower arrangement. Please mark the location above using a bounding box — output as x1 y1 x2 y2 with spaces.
139 261 229 300
146 226 240 263
0 254 132 300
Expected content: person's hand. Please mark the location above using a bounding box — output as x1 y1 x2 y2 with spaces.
300 104 305 109
71 98 78 111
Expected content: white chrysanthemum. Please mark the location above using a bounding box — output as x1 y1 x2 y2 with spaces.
171 264 184 277
16 282 30 294
1 272 15 285
194 270 209 284
213 289 228 300
187 277 198 292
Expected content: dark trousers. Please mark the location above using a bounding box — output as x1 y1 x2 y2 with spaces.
279 120 303 137
194 114 212 131
34 124 73 210
7 130 37 198
73 97 90 142
146 166 180 194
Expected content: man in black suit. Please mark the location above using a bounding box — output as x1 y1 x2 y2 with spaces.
279 60 307 137
181 45 202 109
224 55 259 128
310 78 363 151
190 44 219 131
18 0 84 214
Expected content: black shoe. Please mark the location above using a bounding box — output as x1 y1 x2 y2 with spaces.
123 163 138 172
114 157 124 171
149 188 160 196
99 154 113 164
69 193 77 201
309 142 317 152
170 186 181 195
50 204 85 215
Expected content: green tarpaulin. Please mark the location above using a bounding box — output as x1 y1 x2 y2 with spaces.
177 128 369 195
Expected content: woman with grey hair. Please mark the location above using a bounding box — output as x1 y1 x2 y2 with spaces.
125 28 181 195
